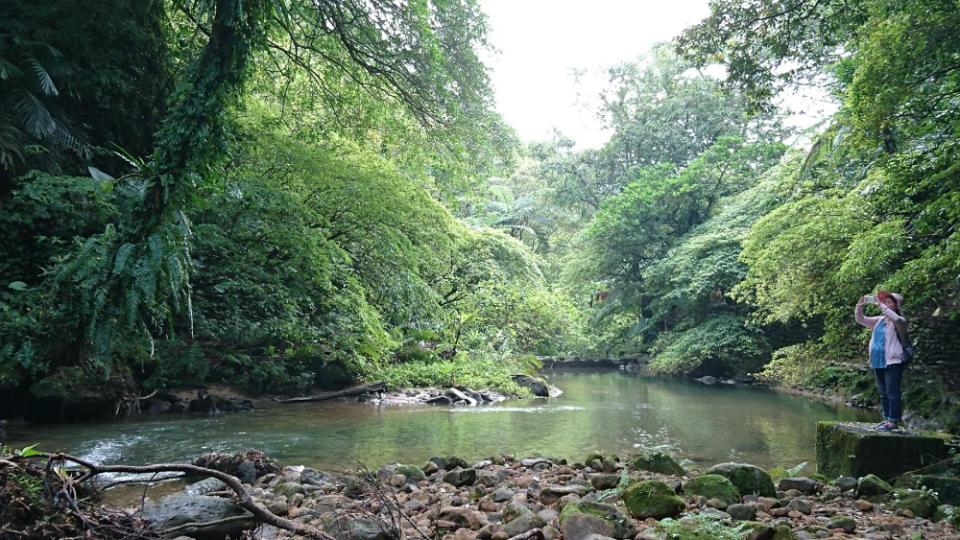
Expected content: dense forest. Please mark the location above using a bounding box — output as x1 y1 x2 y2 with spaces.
1 0 958 430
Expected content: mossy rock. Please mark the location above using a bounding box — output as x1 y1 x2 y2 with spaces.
630 452 685 476
622 480 685 520
816 421 950 480
682 474 740 507
394 464 426 482
705 463 775 498
558 500 636 539
856 474 893 498
891 488 939 518
737 522 796 540
912 475 960 506
933 504 959 527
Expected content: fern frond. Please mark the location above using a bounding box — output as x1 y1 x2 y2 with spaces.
113 243 135 275
24 55 58 96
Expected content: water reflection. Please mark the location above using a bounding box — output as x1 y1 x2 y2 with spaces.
5 371 875 471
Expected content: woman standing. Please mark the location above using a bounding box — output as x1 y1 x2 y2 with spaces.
855 291 909 431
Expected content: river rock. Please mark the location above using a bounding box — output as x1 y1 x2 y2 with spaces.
910 474 960 505
856 474 893 497
786 498 813 515
492 487 514 502
540 484 591 505
438 506 488 529
621 480 685 520
827 515 856 534
590 473 620 490
890 488 939 518
324 515 395 540
511 374 550 397
833 476 858 491
502 499 533 522
443 468 477 487
141 494 255 540
379 463 426 484
705 463 776 497
475 469 501 487
682 474 740 507
629 452 685 476
502 513 546 536
778 476 820 494
726 503 757 521
558 501 635 540
183 477 228 496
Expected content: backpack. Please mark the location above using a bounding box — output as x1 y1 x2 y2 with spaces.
893 325 915 365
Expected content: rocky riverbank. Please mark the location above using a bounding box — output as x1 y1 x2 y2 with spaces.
131 451 960 540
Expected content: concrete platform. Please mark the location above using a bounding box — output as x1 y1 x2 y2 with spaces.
816 421 952 480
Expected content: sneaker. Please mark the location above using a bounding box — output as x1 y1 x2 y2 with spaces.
876 421 898 432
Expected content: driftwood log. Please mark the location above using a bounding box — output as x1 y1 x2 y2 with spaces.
277 382 386 404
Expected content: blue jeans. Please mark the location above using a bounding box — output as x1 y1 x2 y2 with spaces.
874 363 904 421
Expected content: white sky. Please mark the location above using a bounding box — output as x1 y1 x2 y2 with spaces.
480 0 836 149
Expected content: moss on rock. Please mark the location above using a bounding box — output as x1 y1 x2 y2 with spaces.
630 452 685 476
704 463 775 498
682 474 740 507
891 488 939 518
622 480 685 520
816 421 950 480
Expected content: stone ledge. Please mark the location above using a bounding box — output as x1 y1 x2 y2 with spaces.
816 421 951 480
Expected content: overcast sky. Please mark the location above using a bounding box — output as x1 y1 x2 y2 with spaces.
480 0 835 149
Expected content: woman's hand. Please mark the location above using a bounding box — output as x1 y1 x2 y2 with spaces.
857 295 866 308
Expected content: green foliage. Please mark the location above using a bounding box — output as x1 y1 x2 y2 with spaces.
366 353 530 396
648 315 768 376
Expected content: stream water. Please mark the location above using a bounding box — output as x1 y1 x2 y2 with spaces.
5 371 875 472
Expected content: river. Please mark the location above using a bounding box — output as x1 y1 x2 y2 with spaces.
4 371 875 472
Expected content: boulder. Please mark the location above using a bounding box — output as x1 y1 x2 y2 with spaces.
621 480 685 520
511 374 550 397
726 503 756 521
910 474 960 506
443 468 477 487
590 474 620 490
558 501 635 540
778 477 820 494
826 515 856 534
501 513 546 537
890 488 939 518
140 494 255 540
856 474 893 497
816 421 949 480
705 463 775 498
629 452 685 476
682 474 740 507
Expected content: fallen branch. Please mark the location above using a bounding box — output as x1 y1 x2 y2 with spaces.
40 453 336 540
277 382 386 403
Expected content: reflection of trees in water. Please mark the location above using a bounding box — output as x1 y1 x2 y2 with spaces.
11 373 875 471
